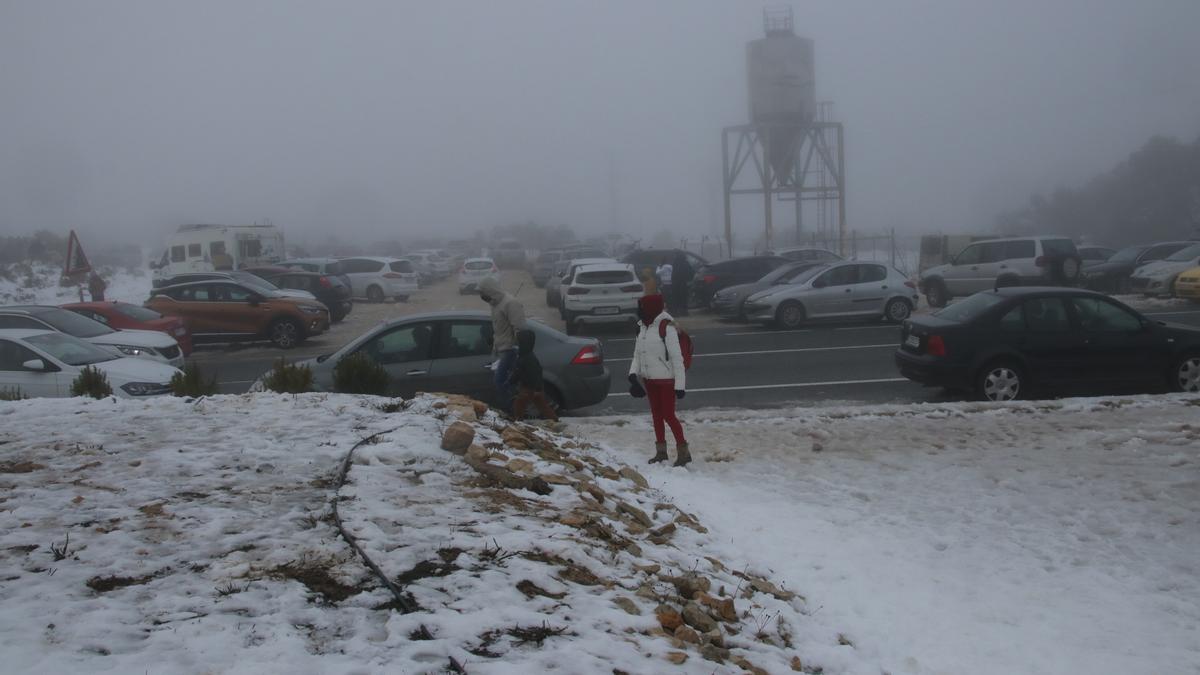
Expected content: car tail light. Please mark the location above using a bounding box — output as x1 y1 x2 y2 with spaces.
904 280 916 289
567 286 590 295
926 334 947 357
702 274 717 284
1034 256 1047 267
571 345 603 365
383 272 405 279
620 284 643 293
318 276 333 288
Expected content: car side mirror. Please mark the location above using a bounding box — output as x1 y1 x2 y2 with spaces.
22 359 51 372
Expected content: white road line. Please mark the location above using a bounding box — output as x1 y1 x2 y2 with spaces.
725 328 810 336
606 343 896 363
611 377 909 396
1145 310 1200 316
835 325 901 331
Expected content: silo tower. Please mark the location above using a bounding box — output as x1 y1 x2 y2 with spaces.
722 6 846 254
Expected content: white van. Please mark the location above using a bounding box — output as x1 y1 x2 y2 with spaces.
151 224 286 282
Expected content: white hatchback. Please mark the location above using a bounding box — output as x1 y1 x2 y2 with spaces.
338 257 420 302
458 258 499 294
560 263 643 335
0 329 180 398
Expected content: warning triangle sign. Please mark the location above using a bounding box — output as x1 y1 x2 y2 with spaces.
64 230 92 277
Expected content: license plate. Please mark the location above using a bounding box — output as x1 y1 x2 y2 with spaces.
595 307 619 315
905 335 920 348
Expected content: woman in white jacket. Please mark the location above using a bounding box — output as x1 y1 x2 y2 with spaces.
628 293 690 466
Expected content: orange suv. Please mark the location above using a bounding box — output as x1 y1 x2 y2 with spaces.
146 280 329 349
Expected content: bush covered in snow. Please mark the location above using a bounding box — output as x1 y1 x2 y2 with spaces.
262 358 314 394
70 365 112 399
333 351 388 395
169 363 218 398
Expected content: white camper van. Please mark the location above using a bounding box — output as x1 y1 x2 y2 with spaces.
152 224 286 281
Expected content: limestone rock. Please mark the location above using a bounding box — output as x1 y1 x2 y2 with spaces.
505 458 535 475
472 400 489 417
634 563 661 575
618 466 649 488
440 421 475 454
489 452 510 463
702 628 725 648
732 655 768 675
699 643 730 664
613 597 641 616
465 444 489 463
669 574 711 600
655 604 684 632
648 522 676 545
593 464 620 481
749 577 797 601
682 602 718 633
540 473 572 485
616 501 654 528
500 426 530 449
665 652 688 665
673 625 701 644
697 592 737 623
447 405 477 422
791 655 804 671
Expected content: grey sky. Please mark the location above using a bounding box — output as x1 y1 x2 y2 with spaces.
2 0 1199 247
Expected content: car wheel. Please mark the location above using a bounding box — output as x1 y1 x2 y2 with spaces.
884 298 912 323
975 360 1024 402
269 318 304 349
366 285 385 303
330 310 347 323
925 280 948 308
1169 352 1200 393
775 301 806 329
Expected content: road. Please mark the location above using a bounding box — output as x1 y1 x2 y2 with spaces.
191 294 1200 416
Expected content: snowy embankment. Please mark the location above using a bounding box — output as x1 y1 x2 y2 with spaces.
0 263 153 305
0 394 840 674
575 396 1200 675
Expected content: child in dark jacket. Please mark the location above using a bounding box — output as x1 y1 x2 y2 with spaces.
509 329 558 421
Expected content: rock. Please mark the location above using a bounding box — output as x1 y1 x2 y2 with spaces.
618 466 649 488
466 444 489 462
625 522 648 536
702 628 725 648
501 426 530 449
613 597 641 616
541 473 572 485
616 501 654 528
489 452 510 463
673 625 701 644
673 511 708 533
593 465 621 481
655 604 684 632
576 481 606 503
697 592 737 623
634 563 661 575
433 401 448 409
622 541 643 557
705 556 727 572
447 405 477 422
665 652 688 665
812 441 824 453
669 574 711 600
472 401 489 417
505 458 535 474
636 583 659 600
699 643 729 664
749 577 796 601
563 457 587 471
791 655 804 671
559 512 588 528
732 656 768 675
440 421 475 454
682 602 718 633
648 522 676 545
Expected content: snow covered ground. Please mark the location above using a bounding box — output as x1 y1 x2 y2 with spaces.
0 263 153 306
575 396 1200 675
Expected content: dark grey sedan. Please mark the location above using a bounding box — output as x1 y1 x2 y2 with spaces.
710 261 824 319
285 311 611 413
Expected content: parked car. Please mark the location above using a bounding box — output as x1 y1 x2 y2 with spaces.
621 248 708 282
532 249 566 287
0 329 179 398
1081 242 1194 293
1077 246 1117 264
895 287 1200 400
918 236 1082 308
691 256 789 308
559 263 643 335
491 240 527 269
338 257 419 302
769 247 843 264
458 257 499 294
260 312 611 413
62 301 193 356
407 251 452 285
0 305 185 367
1175 266 1200 302
743 262 918 329
153 270 317 302
146 281 329 349
546 257 617 309
245 267 353 323
277 258 353 290
1128 242 1200 297
710 261 824 320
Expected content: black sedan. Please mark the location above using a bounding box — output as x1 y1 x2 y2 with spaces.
895 287 1200 401
245 266 354 323
1082 242 1192 293
691 256 789 308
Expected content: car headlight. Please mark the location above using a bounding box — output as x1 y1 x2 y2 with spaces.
300 306 325 315
121 382 172 396
114 344 157 358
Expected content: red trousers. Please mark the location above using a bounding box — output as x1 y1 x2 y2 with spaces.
645 379 686 445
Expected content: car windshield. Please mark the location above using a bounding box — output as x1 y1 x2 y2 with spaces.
537 251 561 262
465 260 493 270
1041 239 1077 257
934 293 1006 322
26 332 118 366
37 308 115 338
1108 246 1144 262
114 303 162 321
577 270 635 284
792 266 828 285
1165 243 1200 262
323 261 343 275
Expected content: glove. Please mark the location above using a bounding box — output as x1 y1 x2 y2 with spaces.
629 381 646 398
675 390 686 400
628 373 639 386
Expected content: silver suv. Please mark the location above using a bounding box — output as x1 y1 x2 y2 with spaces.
919 237 1081 307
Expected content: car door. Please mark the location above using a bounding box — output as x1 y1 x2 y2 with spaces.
1006 297 1086 384
340 258 368 298
351 321 435 397
997 240 1035 283
1067 297 1163 384
0 338 66 397
425 319 496 402
943 243 984 296
848 264 891 316
809 264 859 317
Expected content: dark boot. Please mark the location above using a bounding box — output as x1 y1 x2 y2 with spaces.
673 443 691 467
649 442 669 464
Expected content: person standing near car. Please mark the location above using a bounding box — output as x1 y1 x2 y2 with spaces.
672 251 692 317
657 258 674 312
88 272 107 302
479 277 526 409
509 328 558 421
628 293 690 466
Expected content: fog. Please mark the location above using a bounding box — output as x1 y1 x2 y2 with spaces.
2 0 1199 248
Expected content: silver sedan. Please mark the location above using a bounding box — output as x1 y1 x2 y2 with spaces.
742 262 919 329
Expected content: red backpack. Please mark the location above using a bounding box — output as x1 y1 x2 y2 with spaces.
658 320 694 370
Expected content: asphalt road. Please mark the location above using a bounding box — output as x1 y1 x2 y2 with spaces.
192 304 1200 416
